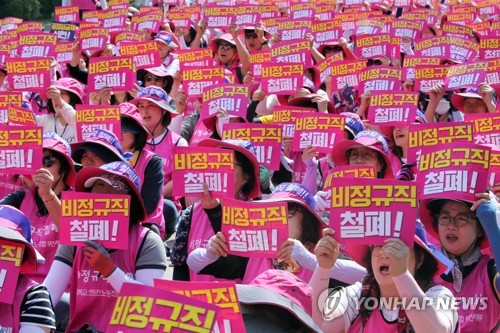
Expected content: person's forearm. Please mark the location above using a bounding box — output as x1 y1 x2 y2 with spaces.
164 180 173 198
486 101 497 113
106 268 166 292
58 102 77 127
393 271 455 333
310 266 333 327
311 47 325 64
301 159 319 195
476 201 500 290
43 260 72 305
235 37 251 76
425 100 439 123
40 191 62 229
187 247 220 272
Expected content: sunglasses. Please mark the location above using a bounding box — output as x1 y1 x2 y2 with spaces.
42 155 56 168
324 46 343 53
145 75 163 83
245 33 259 39
366 59 383 66
218 44 234 50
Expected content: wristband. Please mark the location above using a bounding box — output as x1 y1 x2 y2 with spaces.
43 193 56 204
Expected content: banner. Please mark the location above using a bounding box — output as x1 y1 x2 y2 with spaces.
222 198 289 258
60 192 130 250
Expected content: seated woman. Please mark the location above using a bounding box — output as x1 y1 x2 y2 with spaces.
43 162 168 332
420 193 500 332
0 205 56 333
311 222 458 332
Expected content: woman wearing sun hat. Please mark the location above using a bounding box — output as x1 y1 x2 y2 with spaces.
419 193 500 332
0 132 76 284
0 205 56 333
311 222 458 332
43 161 168 332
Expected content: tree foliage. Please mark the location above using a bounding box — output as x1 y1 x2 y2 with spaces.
0 0 41 21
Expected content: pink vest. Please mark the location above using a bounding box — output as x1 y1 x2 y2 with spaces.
187 203 241 283
189 121 213 147
435 255 499 333
291 152 307 183
0 275 37 333
74 0 97 10
20 191 59 284
133 149 165 237
66 225 149 332
242 257 314 284
319 157 331 187
388 152 403 176
0 173 23 199
348 308 400 333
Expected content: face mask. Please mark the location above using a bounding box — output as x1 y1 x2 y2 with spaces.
216 117 230 137
435 99 450 115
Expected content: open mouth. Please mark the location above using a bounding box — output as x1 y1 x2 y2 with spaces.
446 234 458 242
379 265 390 275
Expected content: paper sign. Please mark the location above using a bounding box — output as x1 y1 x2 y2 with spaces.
249 49 272 81
355 19 385 35
17 32 57 58
222 123 282 170
6 57 51 93
408 122 473 164
417 143 490 202
50 23 77 41
178 49 214 68
330 178 418 247
235 5 261 25
0 239 24 304
76 105 121 142
261 63 304 95
8 103 36 125
107 282 220 333
81 11 100 24
172 147 235 198
120 41 161 69
324 166 376 189
368 92 418 126
442 22 474 39
486 59 500 88
449 37 479 63
167 12 192 30
330 59 366 91
201 84 248 121
464 113 500 147
292 114 345 153
354 34 391 59
114 31 144 47
312 20 343 44
489 149 500 188
271 41 312 68
414 36 450 59
60 192 130 250
479 37 500 60
101 9 128 32
273 106 316 137
359 66 402 94
402 57 441 81
79 28 109 51
54 6 79 23
87 56 136 93
183 67 225 98
414 65 449 93
0 125 43 174
204 6 236 28
315 53 344 84
222 198 289 258
154 281 246 333
444 61 488 90
55 41 76 64
0 93 22 124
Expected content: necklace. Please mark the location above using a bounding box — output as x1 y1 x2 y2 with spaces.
54 115 68 139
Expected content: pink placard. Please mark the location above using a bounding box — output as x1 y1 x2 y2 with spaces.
17 32 57 58
355 19 384 36
414 65 449 93
486 59 500 88
280 27 311 42
222 123 282 170
54 6 80 23
353 34 391 59
324 166 376 190
201 84 248 121
6 57 52 93
131 13 163 33
273 106 316 137
79 28 109 52
120 41 161 69
449 37 479 63
489 149 500 188
292 113 345 153
407 122 473 164
359 66 402 94
76 105 121 142
479 37 500 60
0 239 24 304
249 49 272 81
291 8 315 20
330 59 366 91
59 192 130 250
87 56 135 93
172 147 235 198
312 21 342 44
444 61 488 90
107 282 220 333
183 66 225 98
368 92 419 126
261 63 304 95
0 93 22 124
222 198 289 258
55 41 76 64
414 36 450 59
7 103 36 125
464 113 500 147
315 53 344 84
271 40 312 68
330 178 417 247
154 281 246 333
417 143 491 202
204 5 236 28
101 9 128 31
0 125 43 175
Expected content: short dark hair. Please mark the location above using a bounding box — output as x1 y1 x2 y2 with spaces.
235 150 256 197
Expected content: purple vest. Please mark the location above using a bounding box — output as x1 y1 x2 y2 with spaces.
66 225 148 332
0 275 37 333
20 190 60 284
435 255 499 333
133 149 165 237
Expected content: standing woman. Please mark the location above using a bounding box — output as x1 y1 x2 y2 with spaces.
43 162 168 332
0 132 76 283
420 194 500 332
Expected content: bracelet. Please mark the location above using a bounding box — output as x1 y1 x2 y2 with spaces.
43 193 57 204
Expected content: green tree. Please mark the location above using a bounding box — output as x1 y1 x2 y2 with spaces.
40 0 60 19
0 0 41 21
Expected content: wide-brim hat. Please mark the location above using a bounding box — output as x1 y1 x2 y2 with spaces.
317 42 342 56
197 138 261 199
288 94 336 114
331 130 394 179
239 25 272 39
346 221 454 277
211 33 236 54
130 86 178 115
75 162 146 222
43 132 77 187
119 102 152 139
71 128 130 164
451 89 483 113
419 198 490 249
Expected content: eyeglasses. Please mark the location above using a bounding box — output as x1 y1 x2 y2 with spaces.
145 75 163 83
324 46 343 53
42 155 56 168
218 44 234 50
245 33 259 39
348 149 377 161
369 245 383 257
287 203 303 218
436 213 476 228
367 59 383 66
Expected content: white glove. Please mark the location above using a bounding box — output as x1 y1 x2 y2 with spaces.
314 190 331 212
